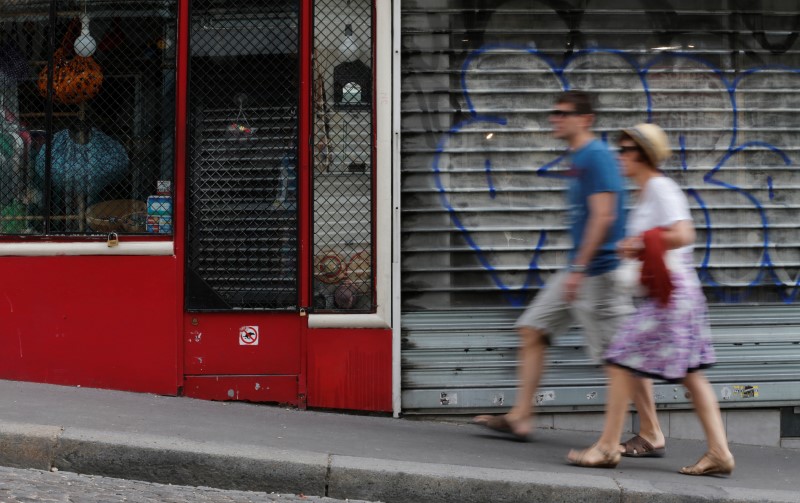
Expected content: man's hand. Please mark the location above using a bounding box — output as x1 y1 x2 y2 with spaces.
563 271 585 302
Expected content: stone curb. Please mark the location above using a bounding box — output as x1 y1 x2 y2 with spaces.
0 423 63 470
0 422 797 503
328 455 619 503
55 427 329 495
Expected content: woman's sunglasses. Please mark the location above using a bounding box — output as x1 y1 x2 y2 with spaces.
548 109 580 117
618 145 640 154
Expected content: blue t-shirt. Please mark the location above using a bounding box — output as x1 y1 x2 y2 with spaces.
566 139 626 275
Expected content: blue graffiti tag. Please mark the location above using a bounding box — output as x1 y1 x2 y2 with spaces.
484 159 497 199
431 44 799 304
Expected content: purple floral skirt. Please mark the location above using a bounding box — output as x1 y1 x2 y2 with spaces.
604 253 715 382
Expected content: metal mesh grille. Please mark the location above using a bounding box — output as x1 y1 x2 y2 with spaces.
401 1 800 310
0 0 176 236
185 0 299 311
312 0 374 312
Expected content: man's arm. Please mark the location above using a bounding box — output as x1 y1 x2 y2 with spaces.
573 191 617 268
564 191 617 301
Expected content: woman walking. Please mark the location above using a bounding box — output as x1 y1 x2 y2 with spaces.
566 123 734 476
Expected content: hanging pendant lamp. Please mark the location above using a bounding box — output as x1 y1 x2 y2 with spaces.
74 13 97 57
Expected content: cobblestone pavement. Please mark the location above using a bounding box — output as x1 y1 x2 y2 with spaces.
0 466 377 503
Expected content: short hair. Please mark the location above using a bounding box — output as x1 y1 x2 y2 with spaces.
555 90 594 115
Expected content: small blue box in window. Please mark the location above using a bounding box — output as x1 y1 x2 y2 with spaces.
147 195 172 216
146 195 172 234
146 215 172 234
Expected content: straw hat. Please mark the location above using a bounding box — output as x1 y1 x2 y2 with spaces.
622 123 671 167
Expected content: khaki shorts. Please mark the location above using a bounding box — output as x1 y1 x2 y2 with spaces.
514 269 634 362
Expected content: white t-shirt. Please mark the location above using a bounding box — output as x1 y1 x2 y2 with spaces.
627 176 693 255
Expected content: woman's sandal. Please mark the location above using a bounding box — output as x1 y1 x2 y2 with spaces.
679 452 735 476
620 434 666 458
566 444 621 469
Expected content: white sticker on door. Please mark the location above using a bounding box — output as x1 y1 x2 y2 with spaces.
239 326 259 346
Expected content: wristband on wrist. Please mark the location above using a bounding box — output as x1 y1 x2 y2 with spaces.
569 263 587 273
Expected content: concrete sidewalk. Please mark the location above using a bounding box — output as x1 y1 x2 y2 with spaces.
0 380 798 503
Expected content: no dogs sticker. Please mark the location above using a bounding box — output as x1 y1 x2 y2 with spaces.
239 326 259 346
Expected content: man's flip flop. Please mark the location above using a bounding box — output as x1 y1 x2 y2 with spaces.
472 415 530 441
620 434 666 457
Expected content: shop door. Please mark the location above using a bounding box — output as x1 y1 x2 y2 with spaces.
183 0 305 404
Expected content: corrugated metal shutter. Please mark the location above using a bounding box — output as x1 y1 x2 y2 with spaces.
400 1 800 413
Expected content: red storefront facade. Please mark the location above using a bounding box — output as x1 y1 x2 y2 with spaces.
0 0 392 412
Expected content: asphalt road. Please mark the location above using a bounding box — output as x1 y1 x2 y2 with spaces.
0 466 378 503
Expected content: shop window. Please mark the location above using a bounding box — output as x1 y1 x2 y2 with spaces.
0 0 177 237
312 0 374 312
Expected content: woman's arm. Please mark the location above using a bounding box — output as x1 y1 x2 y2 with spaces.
660 219 695 250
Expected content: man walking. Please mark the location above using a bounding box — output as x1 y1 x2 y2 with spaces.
474 91 660 449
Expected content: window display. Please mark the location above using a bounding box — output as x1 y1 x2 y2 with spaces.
0 0 177 236
312 0 374 312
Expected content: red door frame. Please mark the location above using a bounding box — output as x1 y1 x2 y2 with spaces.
175 0 312 407
174 0 190 390
297 0 313 407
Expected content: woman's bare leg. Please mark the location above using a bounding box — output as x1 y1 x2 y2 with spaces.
568 364 633 464
681 371 732 461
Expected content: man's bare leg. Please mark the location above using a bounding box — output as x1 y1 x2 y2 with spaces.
474 326 548 437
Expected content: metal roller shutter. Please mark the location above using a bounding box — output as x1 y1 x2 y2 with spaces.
399 1 800 413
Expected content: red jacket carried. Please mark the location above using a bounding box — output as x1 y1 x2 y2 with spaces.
638 227 674 307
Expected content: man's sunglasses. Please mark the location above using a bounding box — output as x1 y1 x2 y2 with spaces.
548 109 581 117
618 145 640 154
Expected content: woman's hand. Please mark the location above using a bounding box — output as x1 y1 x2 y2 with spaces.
618 236 643 259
